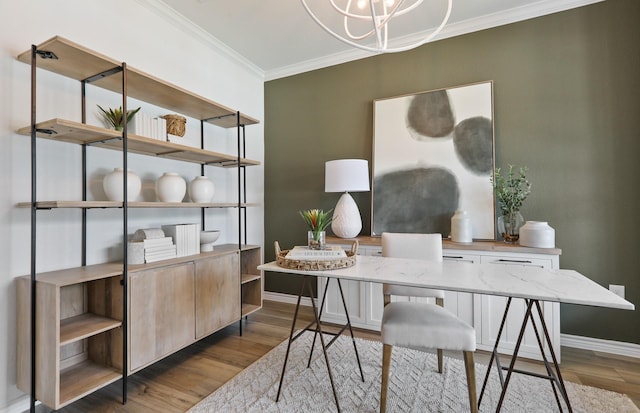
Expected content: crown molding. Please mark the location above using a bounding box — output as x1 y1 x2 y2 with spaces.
265 0 604 81
134 0 265 79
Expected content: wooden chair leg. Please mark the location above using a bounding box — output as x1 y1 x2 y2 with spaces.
381 344 392 413
463 351 478 413
435 297 444 373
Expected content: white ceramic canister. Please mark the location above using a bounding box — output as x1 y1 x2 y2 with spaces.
188 176 215 203
103 167 141 202
451 210 473 243
519 221 555 248
156 172 186 202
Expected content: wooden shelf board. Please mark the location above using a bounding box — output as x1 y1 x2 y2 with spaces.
241 274 262 285
241 303 261 317
17 119 261 167
59 360 122 408
16 200 259 209
17 36 258 127
60 313 122 346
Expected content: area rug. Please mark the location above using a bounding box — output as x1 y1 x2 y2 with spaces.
189 331 638 412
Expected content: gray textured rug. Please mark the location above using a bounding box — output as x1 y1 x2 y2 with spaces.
189 331 638 412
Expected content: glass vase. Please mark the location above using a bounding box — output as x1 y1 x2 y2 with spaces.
498 211 524 243
308 230 326 250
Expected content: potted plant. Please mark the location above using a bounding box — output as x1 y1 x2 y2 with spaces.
299 208 332 250
491 165 531 243
97 105 141 132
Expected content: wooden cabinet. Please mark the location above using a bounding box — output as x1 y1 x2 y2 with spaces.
129 262 195 373
321 237 561 361
16 247 258 408
195 252 240 339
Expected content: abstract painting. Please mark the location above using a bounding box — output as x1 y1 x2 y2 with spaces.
372 81 495 239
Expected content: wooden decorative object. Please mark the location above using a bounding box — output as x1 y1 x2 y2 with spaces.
162 114 186 137
274 240 358 271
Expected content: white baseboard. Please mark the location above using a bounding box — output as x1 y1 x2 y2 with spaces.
264 291 640 359
1 395 31 413
561 333 640 358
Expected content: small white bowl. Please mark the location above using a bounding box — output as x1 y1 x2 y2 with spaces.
200 230 221 251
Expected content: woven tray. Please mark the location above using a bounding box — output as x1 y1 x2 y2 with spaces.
274 240 358 271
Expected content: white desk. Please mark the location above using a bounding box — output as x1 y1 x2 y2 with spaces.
259 256 634 412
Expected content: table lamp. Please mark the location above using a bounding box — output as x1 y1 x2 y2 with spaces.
325 159 370 238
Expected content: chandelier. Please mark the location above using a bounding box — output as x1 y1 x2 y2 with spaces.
300 0 453 53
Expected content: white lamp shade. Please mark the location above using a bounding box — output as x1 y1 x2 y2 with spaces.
325 159 370 192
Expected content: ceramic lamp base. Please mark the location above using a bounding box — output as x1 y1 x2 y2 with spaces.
331 192 362 239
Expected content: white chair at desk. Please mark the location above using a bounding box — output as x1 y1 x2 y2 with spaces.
380 232 478 413
381 232 447 369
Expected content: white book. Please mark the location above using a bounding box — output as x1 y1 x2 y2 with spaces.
145 252 177 263
145 248 177 259
286 246 347 260
144 244 177 254
141 237 173 247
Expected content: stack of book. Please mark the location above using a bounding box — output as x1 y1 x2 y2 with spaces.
129 112 167 141
162 223 200 257
131 228 177 263
285 246 347 261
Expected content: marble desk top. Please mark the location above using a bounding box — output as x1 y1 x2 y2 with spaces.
259 255 634 310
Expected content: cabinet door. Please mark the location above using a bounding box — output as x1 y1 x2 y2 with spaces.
318 244 367 327
477 255 559 360
195 252 240 339
129 262 195 372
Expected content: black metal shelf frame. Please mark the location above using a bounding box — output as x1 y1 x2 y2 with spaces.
27 43 252 412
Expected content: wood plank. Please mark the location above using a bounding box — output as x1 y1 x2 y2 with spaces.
60 314 122 345
241 274 262 284
16 118 261 166
16 200 260 209
17 36 258 127
59 360 121 408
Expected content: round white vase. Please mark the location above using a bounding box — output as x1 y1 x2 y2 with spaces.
451 210 473 243
188 176 215 203
156 172 186 202
103 168 141 202
519 221 555 248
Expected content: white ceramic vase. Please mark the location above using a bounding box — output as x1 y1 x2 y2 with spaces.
156 172 186 202
519 221 555 248
103 167 141 202
451 210 473 243
188 176 215 203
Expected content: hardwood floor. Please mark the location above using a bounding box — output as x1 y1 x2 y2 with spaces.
35 300 639 412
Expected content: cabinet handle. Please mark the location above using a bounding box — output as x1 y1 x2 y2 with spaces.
496 259 533 264
444 255 464 259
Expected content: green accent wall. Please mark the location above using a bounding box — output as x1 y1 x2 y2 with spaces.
264 0 640 344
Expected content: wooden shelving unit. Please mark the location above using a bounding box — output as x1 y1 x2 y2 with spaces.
16 35 263 411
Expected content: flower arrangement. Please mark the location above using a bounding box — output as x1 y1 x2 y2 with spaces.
97 105 141 131
491 165 531 216
299 208 332 242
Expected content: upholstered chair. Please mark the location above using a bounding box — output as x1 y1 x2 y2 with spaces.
381 232 446 369
379 232 478 413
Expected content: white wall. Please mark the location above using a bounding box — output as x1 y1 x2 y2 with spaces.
0 0 264 410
